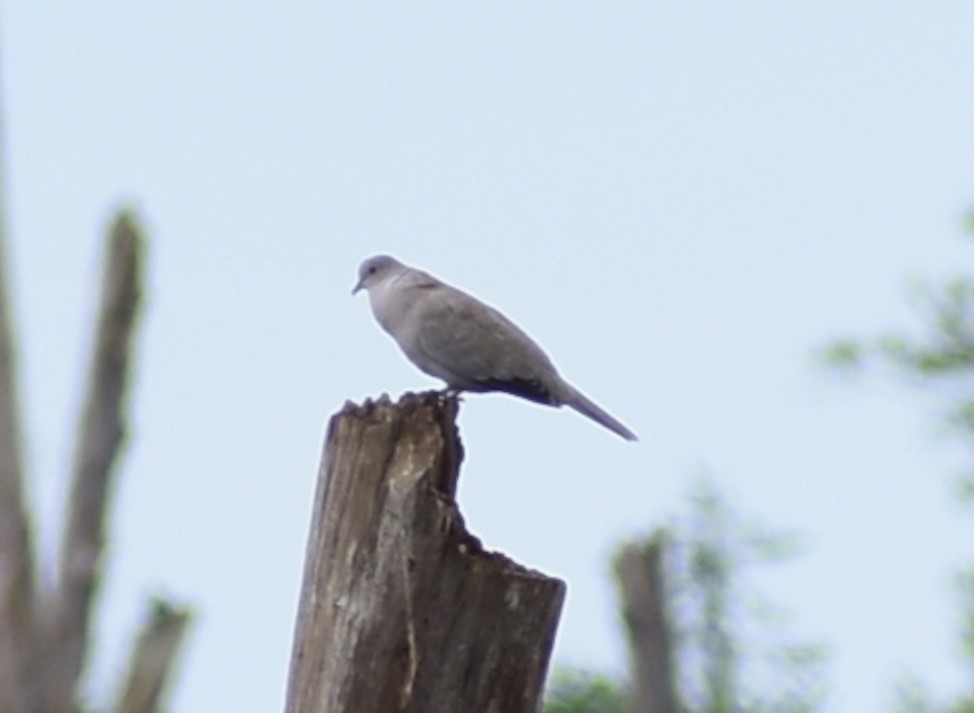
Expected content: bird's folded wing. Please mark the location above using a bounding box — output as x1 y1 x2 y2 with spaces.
412 284 557 403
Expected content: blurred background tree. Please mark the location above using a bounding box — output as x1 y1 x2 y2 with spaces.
824 215 974 713
544 479 826 713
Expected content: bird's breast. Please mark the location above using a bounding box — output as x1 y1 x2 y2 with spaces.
368 281 416 341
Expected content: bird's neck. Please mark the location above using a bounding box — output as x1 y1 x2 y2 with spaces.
369 275 412 336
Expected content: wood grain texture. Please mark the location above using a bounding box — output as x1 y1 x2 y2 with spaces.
285 392 565 713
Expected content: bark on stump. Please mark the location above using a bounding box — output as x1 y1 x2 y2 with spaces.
285 392 566 713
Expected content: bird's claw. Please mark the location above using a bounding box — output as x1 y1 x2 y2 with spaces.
438 388 463 404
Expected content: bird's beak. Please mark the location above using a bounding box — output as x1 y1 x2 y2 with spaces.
352 279 365 296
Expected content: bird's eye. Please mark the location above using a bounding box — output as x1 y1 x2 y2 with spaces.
368 266 377 274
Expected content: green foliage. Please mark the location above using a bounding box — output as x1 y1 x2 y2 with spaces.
894 677 938 713
822 222 974 489
823 271 974 499
542 668 627 713
682 482 739 713
820 338 863 367
544 480 826 713
673 479 827 713
957 569 974 672
824 276 974 376
828 219 974 713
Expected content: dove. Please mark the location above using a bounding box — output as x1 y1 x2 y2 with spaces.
352 255 637 441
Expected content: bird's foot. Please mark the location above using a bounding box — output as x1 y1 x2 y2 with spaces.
437 387 464 404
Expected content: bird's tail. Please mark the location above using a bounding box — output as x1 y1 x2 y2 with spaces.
562 384 638 442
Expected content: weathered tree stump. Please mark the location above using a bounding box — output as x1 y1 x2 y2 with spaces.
614 534 680 713
285 392 566 713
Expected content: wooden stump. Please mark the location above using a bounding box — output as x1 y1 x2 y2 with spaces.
614 534 679 713
284 392 566 713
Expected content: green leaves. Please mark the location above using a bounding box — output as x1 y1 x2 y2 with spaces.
829 221 974 713
543 669 627 713
543 480 826 713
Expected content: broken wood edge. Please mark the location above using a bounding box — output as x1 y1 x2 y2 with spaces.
335 390 561 579
113 596 194 713
285 390 567 713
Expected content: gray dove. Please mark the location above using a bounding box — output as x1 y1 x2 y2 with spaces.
353 255 637 441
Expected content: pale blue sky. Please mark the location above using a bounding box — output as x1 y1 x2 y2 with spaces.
3 3 974 711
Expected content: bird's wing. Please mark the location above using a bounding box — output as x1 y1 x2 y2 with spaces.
409 283 559 404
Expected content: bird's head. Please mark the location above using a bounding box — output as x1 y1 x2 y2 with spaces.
352 255 404 295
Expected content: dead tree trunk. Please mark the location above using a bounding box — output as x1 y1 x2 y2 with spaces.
285 392 566 713
0 68 39 713
0 206 192 713
614 534 680 713
113 599 194 713
41 211 146 713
